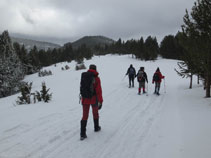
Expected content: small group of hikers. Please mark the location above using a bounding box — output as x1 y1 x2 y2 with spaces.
79 64 165 141
126 64 165 95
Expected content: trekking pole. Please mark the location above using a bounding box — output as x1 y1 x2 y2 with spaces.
164 78 166 93
79 94 82 104
122 75 127 81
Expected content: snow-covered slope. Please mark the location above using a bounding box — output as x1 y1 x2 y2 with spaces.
0 55 210 158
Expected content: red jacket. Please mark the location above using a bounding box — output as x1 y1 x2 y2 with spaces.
152 71 164 83
82 69 103 105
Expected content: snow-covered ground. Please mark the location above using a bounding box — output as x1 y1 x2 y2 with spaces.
0 55 211 158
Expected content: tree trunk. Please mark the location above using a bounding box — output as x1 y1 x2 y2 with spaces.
205 74 210 98
197 75 200 84
204 78 206 90
189 73 193 89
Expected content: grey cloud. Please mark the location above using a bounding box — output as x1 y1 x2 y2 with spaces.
21 10 35 25
0 0 196 44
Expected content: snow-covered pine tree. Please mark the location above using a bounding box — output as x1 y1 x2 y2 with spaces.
40 82 52 102
16 82 33 105
0 31 25 98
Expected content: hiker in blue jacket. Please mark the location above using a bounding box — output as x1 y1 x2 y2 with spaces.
126 64 136 88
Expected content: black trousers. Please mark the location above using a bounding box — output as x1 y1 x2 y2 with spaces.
129 75 135 87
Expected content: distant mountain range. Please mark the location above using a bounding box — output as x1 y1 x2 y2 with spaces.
67 36 115 49
11 37 61 51
10 35 115 51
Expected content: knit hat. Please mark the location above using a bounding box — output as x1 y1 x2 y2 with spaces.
89 64 97 70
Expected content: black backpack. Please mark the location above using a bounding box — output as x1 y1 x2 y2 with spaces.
80 71 95 98
153 73 160 82
129 67 135 75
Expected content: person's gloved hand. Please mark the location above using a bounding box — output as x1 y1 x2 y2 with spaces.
98 102 102 110
152 81 154 84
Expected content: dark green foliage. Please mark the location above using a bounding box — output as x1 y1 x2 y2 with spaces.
179 0 211 97
40 82 52 102
76 44 93 61
28 46 40 67
38 70 52 77
16 82 52 104
35 91 42 102
71 36 114 49
144 36 159 60
160 34 184 60
16 82 32 104
0 31 25 98
102 36 159 61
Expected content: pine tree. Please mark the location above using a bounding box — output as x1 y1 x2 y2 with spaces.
40 82 52 102
181 0 211 97
16 82 32 104
0 31 24 97
144 36 159 61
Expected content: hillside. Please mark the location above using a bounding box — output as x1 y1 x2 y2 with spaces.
0 55 210 158
11 37 61 51
69 36 115 49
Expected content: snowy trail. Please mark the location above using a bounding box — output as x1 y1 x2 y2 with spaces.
0 55 211 158
0 84 165 158
49 84 166 158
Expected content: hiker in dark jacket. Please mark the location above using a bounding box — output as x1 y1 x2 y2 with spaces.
152 67 165 95
80 64 103 140
136 67 148 94
126 64 136 88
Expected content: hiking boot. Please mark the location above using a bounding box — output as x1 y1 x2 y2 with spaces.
94 119 101 132
94 126 101 132
80 134 87 140
80 120 87 140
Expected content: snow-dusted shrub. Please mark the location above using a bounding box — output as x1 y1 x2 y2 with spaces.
61 65 70 71
38 70 52 77
75 63 86 71
65 65 70 70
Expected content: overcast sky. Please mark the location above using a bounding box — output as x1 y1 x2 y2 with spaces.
0 0 196 45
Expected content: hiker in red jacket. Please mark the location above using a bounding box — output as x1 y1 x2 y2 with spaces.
80 64 103 140
152 67 165 95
